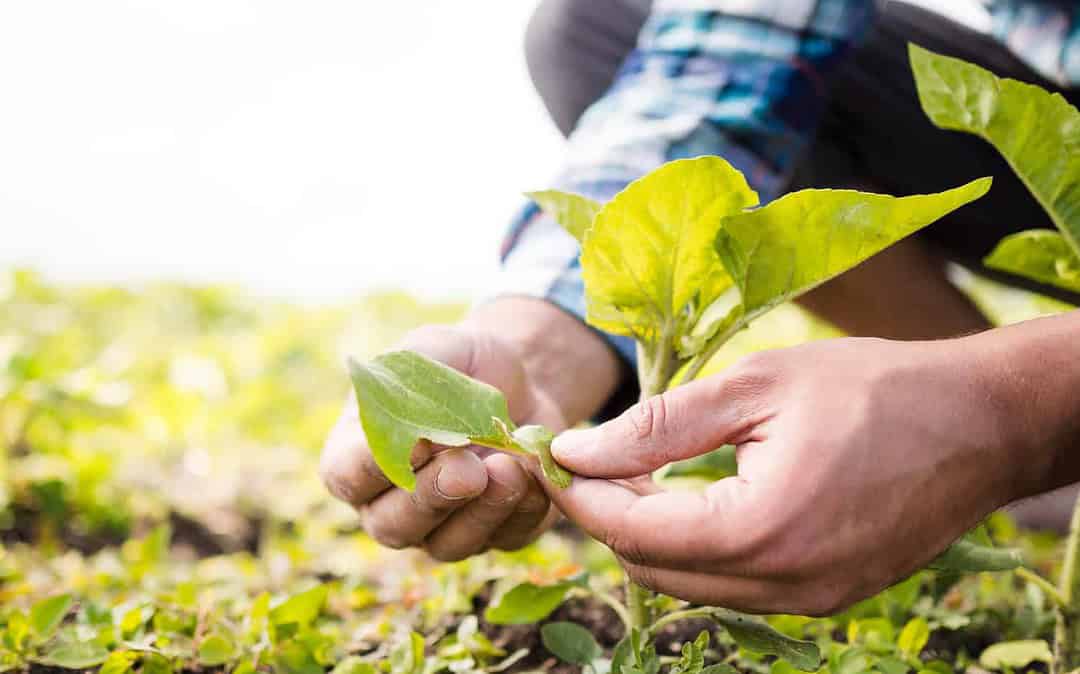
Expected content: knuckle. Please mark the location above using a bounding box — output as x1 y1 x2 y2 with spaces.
318 453 357 504
605 523 648 567
625 565 660 593
424 543 472 563
365 524 412 550
627 394 669 443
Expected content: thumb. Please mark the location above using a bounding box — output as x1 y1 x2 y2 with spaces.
551 372 766 479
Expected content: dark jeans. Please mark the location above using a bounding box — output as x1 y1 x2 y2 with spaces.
524 0 1080 304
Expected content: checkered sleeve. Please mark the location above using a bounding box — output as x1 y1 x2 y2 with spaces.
496 0 876 373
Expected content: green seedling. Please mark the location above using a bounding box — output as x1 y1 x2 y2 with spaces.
911 43 1080 674
349 117 1016 670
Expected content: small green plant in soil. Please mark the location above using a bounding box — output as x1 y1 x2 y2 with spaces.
349 148 1021 671
910 44 1080 674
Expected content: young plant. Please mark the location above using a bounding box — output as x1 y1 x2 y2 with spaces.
910 44 1080 674
349 150 1015 668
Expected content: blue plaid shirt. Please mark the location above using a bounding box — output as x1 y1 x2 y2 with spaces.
498 0 1080 366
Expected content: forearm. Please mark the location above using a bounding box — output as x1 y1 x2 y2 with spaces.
798 238 991 340
463 296 621 426
972 309 1080 498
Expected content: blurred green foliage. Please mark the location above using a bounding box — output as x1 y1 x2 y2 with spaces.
0 267 1073 673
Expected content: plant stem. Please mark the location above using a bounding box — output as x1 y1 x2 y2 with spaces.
626 333 683 632
591 587 633 632
1016 568 1068 609
646 607 715 637
1053 489 1080 674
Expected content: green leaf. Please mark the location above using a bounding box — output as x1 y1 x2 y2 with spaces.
98 650 137 674
660 445 737 481
877 657 912 674
579 156 758 342
330 656 377 674
349 350 517 490
388 632 425 674
985 229 1080 293
484 581 574 625
897 617 931 658
714 179 992 333
910 44 1080 257
709 609 821 671
270 585 328 629
197 633 236 667
670 631 709 674
540 622 601 666
928 538 1023 572
528 190 602 244
350 351 570 491
29 594 73 641
978 640 1053 669
36 641 110 669
141 653 173 674
512 424 571 489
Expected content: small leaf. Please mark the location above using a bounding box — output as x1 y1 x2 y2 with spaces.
329 656 378 674
513 425 571 488
897 617 931 658
540 622 601 666
877 656 912 674
98 650 137 674
197 633 236 667
670 631 708 674
36 641 110 669
978 640 1053 669
270 585 328 629
985 229 1080 293
349 351 518 491
484 581 574 625
29 594 73 641
928 538 1022 573
527 190 602 244
388 632 425 674
910 44 1080 257
660 445 737 481
141 653 173 674
709 609 821 671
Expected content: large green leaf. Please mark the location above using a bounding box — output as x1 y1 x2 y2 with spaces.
714 180 991 332
709 609 821 671
270 585 328 630
348 351 515 491
349 350 569 491
36 642 110 669
28 594 73 641
910 44 1080 257
527 190 602 244
985 229 1080 294
579 157 758 341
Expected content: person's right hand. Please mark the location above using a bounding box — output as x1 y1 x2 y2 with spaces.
320 323 566 561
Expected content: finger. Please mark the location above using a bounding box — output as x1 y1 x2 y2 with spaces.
488 475 556 551
619 561 814 615
551 365 774 479
320 405 435 507
423 454 530 561
362 449 488 549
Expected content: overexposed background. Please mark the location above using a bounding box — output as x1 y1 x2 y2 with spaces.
0 1 986 303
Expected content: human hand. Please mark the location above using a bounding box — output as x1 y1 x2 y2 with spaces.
544 336 1042 615
320 322 566 561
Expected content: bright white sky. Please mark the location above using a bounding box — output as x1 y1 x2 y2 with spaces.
0 1 562 302
0 1 984 303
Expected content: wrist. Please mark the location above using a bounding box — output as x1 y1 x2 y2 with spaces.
460 296 622 426
963 311 1080 501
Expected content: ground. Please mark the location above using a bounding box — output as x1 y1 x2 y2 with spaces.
0 268 1073 673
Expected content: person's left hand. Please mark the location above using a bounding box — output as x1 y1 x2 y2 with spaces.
542 336 1045 616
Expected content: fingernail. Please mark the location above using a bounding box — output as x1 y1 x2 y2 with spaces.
551 428 591 461
434 468 474 501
